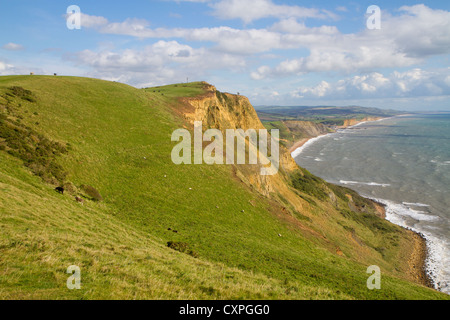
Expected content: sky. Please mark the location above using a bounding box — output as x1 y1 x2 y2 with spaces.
1 0 449 111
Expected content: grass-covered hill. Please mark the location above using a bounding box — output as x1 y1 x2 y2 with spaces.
0 75 447 300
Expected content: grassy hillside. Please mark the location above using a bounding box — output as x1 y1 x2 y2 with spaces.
0 76 447 299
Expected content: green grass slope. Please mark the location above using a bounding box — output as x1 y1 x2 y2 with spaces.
0 76 447 299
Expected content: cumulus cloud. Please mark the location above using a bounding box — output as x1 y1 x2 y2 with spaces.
64 4 450 106
76 4 450 77
75 13 341 55
388 4 450 57
210 0 337 24
71 40 246 87
292 68 450 100
251 4 450 78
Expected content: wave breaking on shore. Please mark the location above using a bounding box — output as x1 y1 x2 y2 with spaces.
290 116 449 294
369 197 449 294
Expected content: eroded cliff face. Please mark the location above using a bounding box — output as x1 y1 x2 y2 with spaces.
180 83 299 198
183 84 265 132
170 83 434 287
338 117 382 128
284 120 331 139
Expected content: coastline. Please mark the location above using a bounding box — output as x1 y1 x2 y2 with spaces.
289 138 311 153
289 117 385 155
407 230 434 288
372 199 433 288
289 116 436 291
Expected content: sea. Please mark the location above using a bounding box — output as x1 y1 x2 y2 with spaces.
292 113 450 294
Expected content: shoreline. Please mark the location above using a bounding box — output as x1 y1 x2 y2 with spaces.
289 117 385 155
289 138 312 153
371 199 433 288
289 116 437 291
407 230 434 288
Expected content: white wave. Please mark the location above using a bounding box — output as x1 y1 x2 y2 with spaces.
339 180 391 187
368 197 448 293
383 201 438 222
314 158 324 162
291 133 334 159
348 121 369 128
430 160 450 165
346 116 394 129
403 202 430 207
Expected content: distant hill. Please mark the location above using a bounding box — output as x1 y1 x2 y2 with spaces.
256 105 403 124
257 105 402 150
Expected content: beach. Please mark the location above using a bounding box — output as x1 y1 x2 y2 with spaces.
290 116 438 290
289 138 310 153
407 231 433 287
289 117 384 155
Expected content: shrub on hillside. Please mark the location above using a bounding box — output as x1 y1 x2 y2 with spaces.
167 241 198 258
290 169 327 200
0 111 68 184
80 185 103 202
7 86 36 103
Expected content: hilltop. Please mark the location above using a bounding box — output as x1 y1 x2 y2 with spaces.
0 75 447 299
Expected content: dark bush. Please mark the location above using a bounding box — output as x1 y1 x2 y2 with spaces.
0 106 68 184
7 86 36 103
291 169 327 200
80 185 103 202
167 241 198 258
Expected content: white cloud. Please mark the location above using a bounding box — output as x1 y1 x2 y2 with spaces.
77 13 340 55
270 18 338 35
210 0 336 24
251 4 450 79
390 4 450 57
71 40 246 87
2 43 24 51
0 61 14 72
293 68 450 100
80 13 109 28
298 81 331 97
60 4 450 107
77 4 450 65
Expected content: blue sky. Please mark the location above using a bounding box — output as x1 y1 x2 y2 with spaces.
1 0 449 111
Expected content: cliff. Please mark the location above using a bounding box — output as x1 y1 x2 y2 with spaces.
337 116 383 128
179 82 299 196
176 83 435 290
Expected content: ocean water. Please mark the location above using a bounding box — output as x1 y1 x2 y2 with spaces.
292 113 450 294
